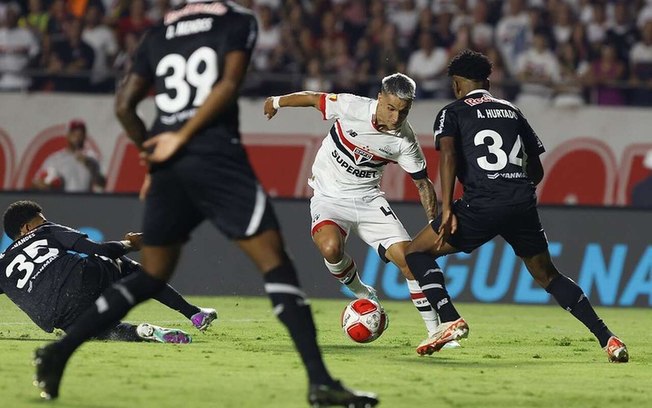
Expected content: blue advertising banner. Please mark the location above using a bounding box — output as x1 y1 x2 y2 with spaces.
1 193 650 307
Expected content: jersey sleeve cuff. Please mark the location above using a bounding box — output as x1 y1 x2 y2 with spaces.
319 93 327 120
410 169 428 180
434 134 454 151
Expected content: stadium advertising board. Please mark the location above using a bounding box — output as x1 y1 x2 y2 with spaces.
0 94 650 205
1 193 649 307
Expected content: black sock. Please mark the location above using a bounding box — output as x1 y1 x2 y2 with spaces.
56 271 167 356
93 322 141 342
405 252 460 323
153 285 200 320
546 274 613 347
264 261 332 386
118 257 199 319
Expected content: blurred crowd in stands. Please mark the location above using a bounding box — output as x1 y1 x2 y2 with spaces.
1 0 652 106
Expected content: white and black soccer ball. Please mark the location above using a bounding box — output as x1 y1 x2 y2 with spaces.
340 298 387 343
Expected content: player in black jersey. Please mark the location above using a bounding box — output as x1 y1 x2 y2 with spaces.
404 50 629 363
33 2 378 407
1 200 216 343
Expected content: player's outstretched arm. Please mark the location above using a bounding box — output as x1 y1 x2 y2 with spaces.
71 237 135 259
57 228 140 259
263 91 323 119
124 232 143 251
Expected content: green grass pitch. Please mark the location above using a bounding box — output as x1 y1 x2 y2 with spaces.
0 295 649 408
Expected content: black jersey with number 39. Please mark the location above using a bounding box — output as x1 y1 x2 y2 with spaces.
0 223 90 332
131 1 257 153
434 90 546 207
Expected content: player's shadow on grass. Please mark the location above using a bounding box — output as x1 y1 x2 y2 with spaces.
26 396 108 408
394 356 567 367
320 344 384 352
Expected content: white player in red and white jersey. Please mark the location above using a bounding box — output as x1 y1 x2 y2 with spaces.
265 74 459 346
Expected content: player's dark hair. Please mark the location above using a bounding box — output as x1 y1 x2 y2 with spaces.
381 73 416 100
3 201 43 240
447 50 493 81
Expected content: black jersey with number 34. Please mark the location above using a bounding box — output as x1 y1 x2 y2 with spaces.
131 1 257 153
0 223 89 332
434 90 546 207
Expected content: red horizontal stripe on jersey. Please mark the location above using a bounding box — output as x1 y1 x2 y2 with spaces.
334 121 397 164
410 292 426 300
311 220 347 237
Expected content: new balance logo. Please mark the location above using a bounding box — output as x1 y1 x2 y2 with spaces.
436 298 449 309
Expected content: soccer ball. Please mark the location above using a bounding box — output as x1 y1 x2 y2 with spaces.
340 298 387 343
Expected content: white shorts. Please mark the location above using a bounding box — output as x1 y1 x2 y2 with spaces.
310 194 411 261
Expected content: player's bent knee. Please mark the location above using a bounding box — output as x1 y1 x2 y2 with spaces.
141 245 182 281
405 241 420 255
385 242 410 268
319 243 343 264
236 231 288 273
139 264 175 282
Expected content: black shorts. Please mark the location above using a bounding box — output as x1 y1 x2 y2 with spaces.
143 145 279 246
56 257 124 330
431 198 548 258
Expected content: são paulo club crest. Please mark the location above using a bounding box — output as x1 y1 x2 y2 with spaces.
353 146 373 165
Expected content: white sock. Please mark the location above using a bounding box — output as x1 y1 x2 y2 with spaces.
407 279 439 334
324 253 369 298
